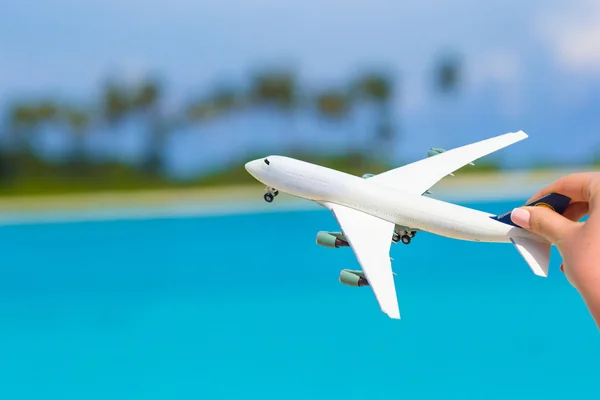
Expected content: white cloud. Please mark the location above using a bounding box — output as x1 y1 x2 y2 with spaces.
536 0 600 74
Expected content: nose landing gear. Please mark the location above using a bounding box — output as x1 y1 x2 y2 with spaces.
263 187 279 203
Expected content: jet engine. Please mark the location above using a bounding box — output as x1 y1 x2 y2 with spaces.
339 269 369 287
316 231 349 248
427 147 446 158
361 173 375 179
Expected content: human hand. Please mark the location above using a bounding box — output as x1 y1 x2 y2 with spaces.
510 172 600 326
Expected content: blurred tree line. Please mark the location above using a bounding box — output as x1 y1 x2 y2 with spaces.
0 57 462 195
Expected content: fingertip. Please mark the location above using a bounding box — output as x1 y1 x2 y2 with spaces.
511 208 531 229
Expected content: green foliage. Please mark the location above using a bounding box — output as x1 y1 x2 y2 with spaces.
0 152 396 196
187 86 241 122
187 100 219 121
132 80 161 109
102 82 130 123
0 160 176 196
249 70 297 110
434 54 462 93
9 104 38 126
36 102 59 121
353 72 393 102
0 61 474 196
456 161 501 174
9 102 59 126
315 89 351 119
211 87 239 111
100 77 163 124
196 153 393 189
299 153 393 175
65 109 90 133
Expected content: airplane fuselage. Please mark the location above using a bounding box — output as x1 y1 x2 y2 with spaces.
245 155 539 244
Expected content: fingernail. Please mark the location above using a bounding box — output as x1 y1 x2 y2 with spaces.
560 264 564 273
511 208 531 228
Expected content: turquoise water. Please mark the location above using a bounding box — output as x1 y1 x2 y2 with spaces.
0 199 598 399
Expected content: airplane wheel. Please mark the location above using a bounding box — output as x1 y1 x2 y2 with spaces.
273 190 279 197
401 235 411 245
409 231 416 238
264 193 274 203
392 233 400 243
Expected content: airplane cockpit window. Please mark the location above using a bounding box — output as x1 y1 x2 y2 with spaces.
264 158 270 165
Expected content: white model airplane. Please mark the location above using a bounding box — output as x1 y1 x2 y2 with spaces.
244 131 571 319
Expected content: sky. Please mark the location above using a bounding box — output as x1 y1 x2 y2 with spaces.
1 0 600 175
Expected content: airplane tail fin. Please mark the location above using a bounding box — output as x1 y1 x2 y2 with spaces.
510 237 551 277
491 193 571 277
491 193 571 227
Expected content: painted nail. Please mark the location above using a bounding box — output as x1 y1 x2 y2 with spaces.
511 208 531 228
560 264 564 273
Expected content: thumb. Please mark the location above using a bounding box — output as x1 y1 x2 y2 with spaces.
510 206 577 243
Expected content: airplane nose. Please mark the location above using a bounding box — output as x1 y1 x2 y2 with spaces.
244 160 259 177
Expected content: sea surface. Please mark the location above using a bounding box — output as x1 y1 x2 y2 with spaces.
0 199 598 399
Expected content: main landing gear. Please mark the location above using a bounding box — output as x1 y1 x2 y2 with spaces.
263 187 279 203
392 230 416 245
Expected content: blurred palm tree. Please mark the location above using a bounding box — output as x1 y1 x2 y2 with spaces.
314 88 358 164
187 85 241 122
432 53 462 141
36 101 59 121
131 78 165 175
248 69 300 152
353 72 396 161
63 107 91 169
3 104 37 182
132 80 161 110
99 77 171 176
0 61 473 192
2 101 62 182
434 54 461 94
0 151 11 185
186 98 218 121
315 89 351 119
211 87 240 113
249 70 297 110
102 81 131 124
7 103 47 156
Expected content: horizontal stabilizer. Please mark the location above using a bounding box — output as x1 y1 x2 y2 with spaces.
510 237 551 277
492 193 571 227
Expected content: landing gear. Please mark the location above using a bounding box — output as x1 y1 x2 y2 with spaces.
393 230 415 244
263 187 278 203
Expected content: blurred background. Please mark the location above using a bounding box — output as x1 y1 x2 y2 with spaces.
1 0 600 196
1 1 600 399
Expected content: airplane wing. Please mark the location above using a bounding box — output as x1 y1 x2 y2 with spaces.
368 131 528 195
323 202 400 319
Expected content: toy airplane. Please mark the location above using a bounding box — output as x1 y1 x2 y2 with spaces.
244 131 571 319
